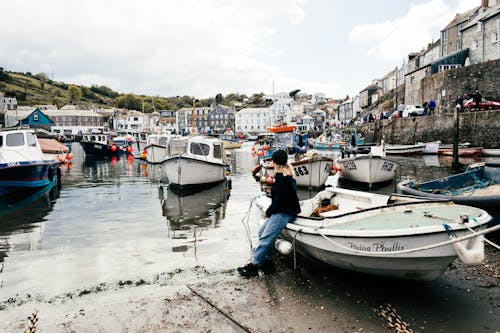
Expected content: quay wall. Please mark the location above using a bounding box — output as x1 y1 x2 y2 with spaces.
357 110 500 148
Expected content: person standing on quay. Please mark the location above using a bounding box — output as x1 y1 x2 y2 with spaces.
238 150 301 277
428 98 436 115
474 89 482 110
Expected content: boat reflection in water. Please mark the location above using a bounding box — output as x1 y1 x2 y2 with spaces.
159 180 231 248
0 182 60 265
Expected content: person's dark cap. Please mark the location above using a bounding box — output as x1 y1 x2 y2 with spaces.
271 149 288 165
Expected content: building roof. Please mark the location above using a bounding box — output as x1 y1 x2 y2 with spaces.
6 108 103 118
237 107 270 114
462 5 500 31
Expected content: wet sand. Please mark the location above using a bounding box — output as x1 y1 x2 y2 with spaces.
2 247 498 333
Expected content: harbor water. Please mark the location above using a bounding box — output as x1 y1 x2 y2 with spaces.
0 142 499 332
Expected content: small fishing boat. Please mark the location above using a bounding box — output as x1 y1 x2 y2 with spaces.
439 146 484 157
335 155 398 189
252 125 332 188
0 128 60 197
80 133 134 156
397 162 500 210
385 143 425 156
144 131 175 164
163 136 230 190
255 187 497 281
313 132 345 150
219 133 243 149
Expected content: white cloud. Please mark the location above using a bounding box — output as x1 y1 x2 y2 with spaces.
347 0 478 62
0 0 319 98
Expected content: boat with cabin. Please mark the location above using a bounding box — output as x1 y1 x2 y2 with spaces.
0 128 60 197
80 133 135 156
144 131 176 164
163 136 230 190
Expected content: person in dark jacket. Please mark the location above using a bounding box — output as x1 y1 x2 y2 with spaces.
238 149 301 277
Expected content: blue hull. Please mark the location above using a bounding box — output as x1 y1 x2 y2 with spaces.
0 160 59 197
399 163 500 210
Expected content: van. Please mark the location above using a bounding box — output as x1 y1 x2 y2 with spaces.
402 105 425 117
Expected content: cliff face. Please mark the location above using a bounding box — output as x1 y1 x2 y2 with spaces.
357 109 500 148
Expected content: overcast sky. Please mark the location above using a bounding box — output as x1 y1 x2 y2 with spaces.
0 0 479 99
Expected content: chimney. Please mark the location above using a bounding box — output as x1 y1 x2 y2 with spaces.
481 0 488 8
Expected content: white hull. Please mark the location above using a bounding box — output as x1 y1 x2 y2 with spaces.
163 156 227 186
385 144 424 155
222 141 242 149
337 155 397 187
422 141 441 154
145 144 168 164
261 157 333 188
255 187 494 281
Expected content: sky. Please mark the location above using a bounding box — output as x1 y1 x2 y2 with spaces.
0 0 479 99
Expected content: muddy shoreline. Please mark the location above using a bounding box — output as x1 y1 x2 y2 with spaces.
2 246 498 333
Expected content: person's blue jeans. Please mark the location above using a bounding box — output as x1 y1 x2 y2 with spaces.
252 213 294 265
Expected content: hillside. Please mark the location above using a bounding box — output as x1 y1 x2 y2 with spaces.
0 68 269 112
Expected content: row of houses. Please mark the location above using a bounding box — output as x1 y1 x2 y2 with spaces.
338 0 500 124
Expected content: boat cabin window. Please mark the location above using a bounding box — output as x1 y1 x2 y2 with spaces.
190 142 210 156
158 137 169 146
27 132 37 147
91 135 97 141
276 132 294 149
0 136 3 147
169 139 187 155
213 144 222 159
6 133 25 147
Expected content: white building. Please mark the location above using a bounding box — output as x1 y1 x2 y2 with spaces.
235 107 272 132
0 94 17 111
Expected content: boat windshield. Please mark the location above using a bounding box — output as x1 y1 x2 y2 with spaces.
275 132 294 149
169 139 187 155
158 137 170 146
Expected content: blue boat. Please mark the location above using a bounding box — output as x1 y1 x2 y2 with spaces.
80 133 134 156
0 128 60 197
397 162 500 210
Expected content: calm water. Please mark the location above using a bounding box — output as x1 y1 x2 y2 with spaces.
0 142 498 308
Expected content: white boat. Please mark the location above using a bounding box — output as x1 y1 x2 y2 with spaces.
219 133 243 149
144 131 176 164
0 128 60 197
385 143 425 155
421 141 441 154
163 136 230 189
258 152 334 189
255 187 497 281
335 155 398 189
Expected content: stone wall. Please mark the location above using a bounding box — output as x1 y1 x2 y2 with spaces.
421 59 500 114
357 109 500 148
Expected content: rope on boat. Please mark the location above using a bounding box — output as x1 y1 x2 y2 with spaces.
241 197 259 252
310 223 500 257
292 229 302 272
443 223 485 266
470 218 500 250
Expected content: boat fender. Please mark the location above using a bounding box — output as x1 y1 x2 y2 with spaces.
251 164 262 175
275 239 293 255
452 236 485 266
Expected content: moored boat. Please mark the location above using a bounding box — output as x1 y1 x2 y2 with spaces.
336 155 398 189
163 136 230 190
385 143 425 156
80 133 134 156
144 131 176 164
255 187 497 281
0 128 60 197
396 162 500 210
439 146 484 157
219 133 243 149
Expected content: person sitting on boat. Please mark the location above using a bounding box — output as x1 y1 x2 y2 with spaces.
238 150 301 277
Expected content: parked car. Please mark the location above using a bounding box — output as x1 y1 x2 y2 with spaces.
402 105 425 117
463 98 500 111
390 110 401 119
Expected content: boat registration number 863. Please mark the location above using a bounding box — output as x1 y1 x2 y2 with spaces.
294 165 309 176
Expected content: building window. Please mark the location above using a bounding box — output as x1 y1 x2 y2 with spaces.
442 30 448 42
33 113 39 121
410 75 415 84
457 23 462 36
443 44 448 55
456 40 462 50
492 31 498 44
477 21 482 32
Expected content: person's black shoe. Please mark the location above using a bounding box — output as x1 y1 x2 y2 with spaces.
260 260 276 275
237 263 259 277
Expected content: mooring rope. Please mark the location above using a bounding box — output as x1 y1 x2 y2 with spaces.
241 197 259 252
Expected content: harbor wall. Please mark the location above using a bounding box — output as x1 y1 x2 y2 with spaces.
357 109 500 148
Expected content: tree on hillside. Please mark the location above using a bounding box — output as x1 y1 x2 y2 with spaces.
91 84 119 98
0 67 11 82
35 73 49 81
115 93 142 110
68 85 82 104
